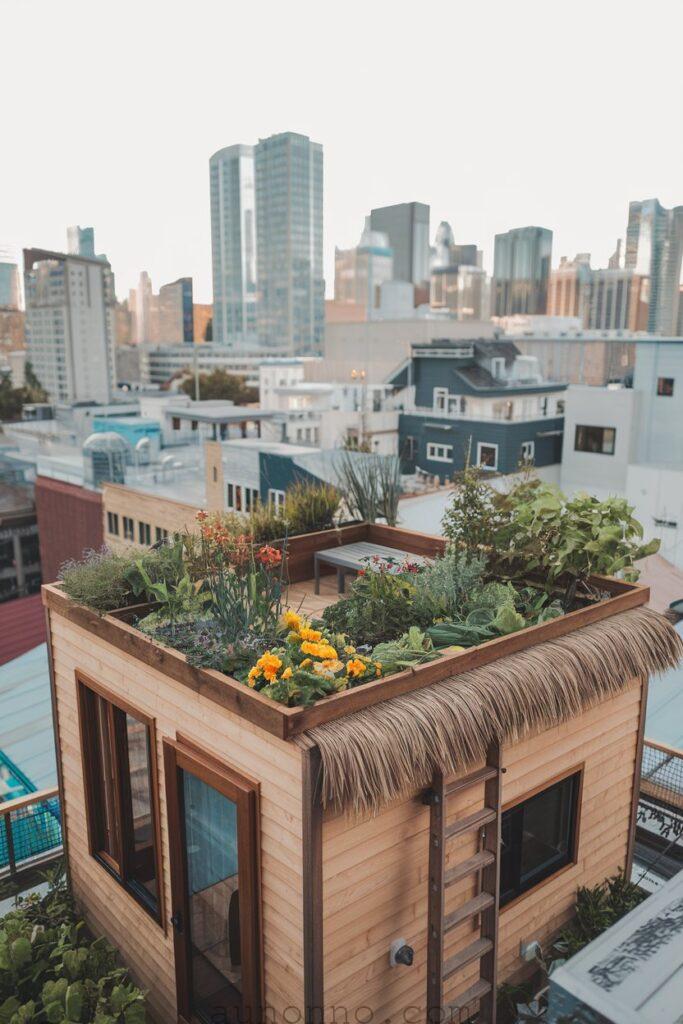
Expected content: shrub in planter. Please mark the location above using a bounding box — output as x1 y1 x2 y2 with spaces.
59 548 137 614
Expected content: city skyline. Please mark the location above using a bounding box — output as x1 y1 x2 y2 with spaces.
3 0 682 304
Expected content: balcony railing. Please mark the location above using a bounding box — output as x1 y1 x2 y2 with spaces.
0 787 62 878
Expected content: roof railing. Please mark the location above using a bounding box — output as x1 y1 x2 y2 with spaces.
0 786 62 879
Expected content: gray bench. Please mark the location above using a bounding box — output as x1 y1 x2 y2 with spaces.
313 541 430 594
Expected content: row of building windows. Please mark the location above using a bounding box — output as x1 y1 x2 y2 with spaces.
107 511 168 546
423 440 534 471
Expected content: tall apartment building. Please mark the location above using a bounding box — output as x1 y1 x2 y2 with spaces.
158 277 193 344
625 198 683 335
584 269 648 331
67 226 96 259
370 202 430 285
0 249 21 309
430 264 488 320
130 273 193 344
492 226 553 316
255 131 324 355
24 248 115 403
209 144 257 349
334 218 393 318
547 254 592 319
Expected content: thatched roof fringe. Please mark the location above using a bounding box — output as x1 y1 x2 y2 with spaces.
307 607 683 814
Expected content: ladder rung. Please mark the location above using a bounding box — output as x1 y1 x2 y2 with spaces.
445 766 498 796
445 850 495 887
446 978 492 1013
445 807 497 839
444 891 494 933
443 937 493 980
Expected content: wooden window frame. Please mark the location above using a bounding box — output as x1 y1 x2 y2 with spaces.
500 764 584 912
76 671 165 927
164 735 263 1023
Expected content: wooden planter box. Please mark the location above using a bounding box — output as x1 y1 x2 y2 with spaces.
41 523 650 741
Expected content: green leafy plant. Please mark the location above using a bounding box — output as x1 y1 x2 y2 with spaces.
554 871 646 960
0 866 146 1022
371 627 440 674
135 559 210 632
321 558 429 647
498 487 660 608
412 547 487 621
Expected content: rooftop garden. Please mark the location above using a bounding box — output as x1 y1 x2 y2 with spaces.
58 472 659 709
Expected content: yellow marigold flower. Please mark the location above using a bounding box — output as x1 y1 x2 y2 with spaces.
256 652 283 682
282 667 293 680
322 659 343 673
300 641 338 660
282 610 301 630
300 658 312 668
344 644 356 655
346 658 368 678
247 666 259 688
299 626 322 642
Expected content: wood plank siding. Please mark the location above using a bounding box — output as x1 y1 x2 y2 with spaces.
46 609 305 1024
320 679 643 1021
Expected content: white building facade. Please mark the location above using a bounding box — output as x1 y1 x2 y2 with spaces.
24 249 115 404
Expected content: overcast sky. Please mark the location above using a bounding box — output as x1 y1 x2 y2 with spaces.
3 0 682 304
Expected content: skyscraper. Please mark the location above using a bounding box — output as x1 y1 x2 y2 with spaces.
547 254 592 319
67 226 96 259
209 144 257 349
24 248 115 403
255 132 323 355
370 202 430 285
334 218 393 318
625 198 683 335
492 226 553 316
158 277 194 344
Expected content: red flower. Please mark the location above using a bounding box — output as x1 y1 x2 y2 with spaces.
257 545 282 568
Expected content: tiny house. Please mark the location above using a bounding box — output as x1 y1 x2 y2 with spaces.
42 524 681 1024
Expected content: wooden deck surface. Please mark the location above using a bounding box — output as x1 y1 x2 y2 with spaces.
287 576 341 619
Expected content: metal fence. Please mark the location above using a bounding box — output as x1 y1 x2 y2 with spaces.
0 787 62 878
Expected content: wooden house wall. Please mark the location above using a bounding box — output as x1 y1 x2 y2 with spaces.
47 609 305 1023
320 679 643 1021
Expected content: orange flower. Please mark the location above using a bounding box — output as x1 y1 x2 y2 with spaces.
299 626 322 643
282 610 302 631
346 658 368 678
255 652 283 682
300 641 338 660
282 667 293 680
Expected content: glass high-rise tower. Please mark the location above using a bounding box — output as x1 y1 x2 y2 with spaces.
209 145 258 349
625 198 683 335
254 132 324 355
492 226 553 316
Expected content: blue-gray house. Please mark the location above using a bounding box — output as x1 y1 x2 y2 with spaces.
387 339 566 480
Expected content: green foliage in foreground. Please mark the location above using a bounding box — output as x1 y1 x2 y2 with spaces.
0 866 147 1022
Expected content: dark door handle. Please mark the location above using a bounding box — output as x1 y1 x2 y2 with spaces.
170 910 184 933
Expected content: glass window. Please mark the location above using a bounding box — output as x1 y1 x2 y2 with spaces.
500 771 581 906
107 512 119 536
138 522 151 546
657 377 674 396
123 516 134 541
574 425 616 455
78 679 162 922
477 442 499 470
155 527 168 543
426 442 453 463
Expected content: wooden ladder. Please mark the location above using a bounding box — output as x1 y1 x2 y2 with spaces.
425 742 503 1024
